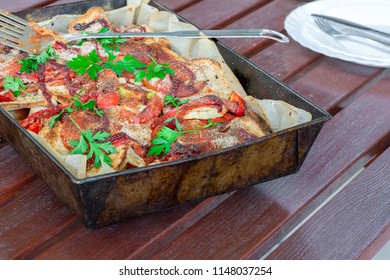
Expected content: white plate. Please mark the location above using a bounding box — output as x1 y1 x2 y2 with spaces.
284 0 390 67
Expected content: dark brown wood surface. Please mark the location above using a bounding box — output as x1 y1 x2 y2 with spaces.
0 0 389 260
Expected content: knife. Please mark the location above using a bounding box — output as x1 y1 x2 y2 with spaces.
311 14 390 46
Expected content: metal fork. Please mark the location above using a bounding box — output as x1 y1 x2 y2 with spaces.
0 10 289 54
314 16 390 46
313 17 344 37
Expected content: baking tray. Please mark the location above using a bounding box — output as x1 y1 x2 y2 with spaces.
0 0 331 229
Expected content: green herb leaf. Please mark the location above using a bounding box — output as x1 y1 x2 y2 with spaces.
2 76 26 97
69 136 88 155
49 89 104 128
147 126 179 156
164 94 189 107
69 125 117 168
104 55 146 77
49 113 63 128
198 119 221 129
19 46 58 74
66 50 104 79
19 58 39 74
145 55 175 81
147 124 200 157
97 27 128 57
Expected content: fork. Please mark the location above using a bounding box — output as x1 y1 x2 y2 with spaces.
0 10 289 54
313 16 390 46
313 17 344 37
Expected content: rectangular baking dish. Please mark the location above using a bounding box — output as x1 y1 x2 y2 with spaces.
0 0 331 229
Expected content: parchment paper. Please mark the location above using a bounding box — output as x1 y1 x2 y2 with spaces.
28 0 312 178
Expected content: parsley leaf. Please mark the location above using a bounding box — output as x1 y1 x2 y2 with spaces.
74 99 103 116
66 50 104 79
146 55 175 80
69 117 117 168
2 76 26 97
19 46 58 74
164 94 189 107
98 27 127 52
147 126 179 156
198 119 221 129
19 58 39 74
49 89 103 128
66 49 173 83
104 55 146 77
147 123 200 156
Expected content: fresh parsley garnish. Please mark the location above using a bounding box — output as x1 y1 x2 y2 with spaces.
198 119 221 129
76 27 127 57
66 49 174 82
66 50 104 79
49 89 103 128
97 27 127 55
104 55 146 77
147 118 199 156
68 116 117 168
19 46 58 74
2 76 27 97
164 94 189 107
147 117 221 157
146 55 175 80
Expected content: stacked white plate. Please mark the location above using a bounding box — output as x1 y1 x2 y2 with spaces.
284 0 390 67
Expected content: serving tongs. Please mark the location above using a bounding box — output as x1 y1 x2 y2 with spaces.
0 10 289 54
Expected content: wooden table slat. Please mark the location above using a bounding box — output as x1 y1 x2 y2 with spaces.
0 146 36 201
267 148 390 260
177 0 270 29
0 177 76 259
26 195 232 260
219 0 301 56
249 38 321 82
287 57 382 114
155 0 200 12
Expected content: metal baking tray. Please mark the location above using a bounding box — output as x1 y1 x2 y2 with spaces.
0 0 331 229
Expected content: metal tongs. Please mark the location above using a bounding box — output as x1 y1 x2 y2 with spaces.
0 10 289 54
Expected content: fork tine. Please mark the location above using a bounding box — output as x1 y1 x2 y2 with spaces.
0 31 20 44
0 16 26 31
0 38 22 50
314 18 325 30
0 10 29 26
0 22 24 36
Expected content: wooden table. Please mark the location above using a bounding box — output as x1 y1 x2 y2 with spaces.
0 0 389 260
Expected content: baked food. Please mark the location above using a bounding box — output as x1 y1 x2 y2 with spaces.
0 6 309 177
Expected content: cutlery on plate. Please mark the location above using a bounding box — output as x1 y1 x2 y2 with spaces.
312 14 390 46
0 10 289 54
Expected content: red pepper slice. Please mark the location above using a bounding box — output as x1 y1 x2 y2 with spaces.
97 91 119 108
0 91 15 102
229 91 245 117
19 106 63 133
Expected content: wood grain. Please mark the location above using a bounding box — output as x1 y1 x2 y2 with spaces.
156 0 201 12
0 177 76 259
0 146 36 202
176 0 271 29
217 0 301 56
250 38 321 81
0 0 78 12
30 194 232 259
267 148 390 260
